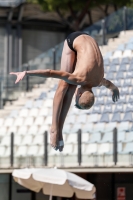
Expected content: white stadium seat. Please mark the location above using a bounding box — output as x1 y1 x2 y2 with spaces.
112 50 123 58
87 114 99 123
65 115 76 124
126 132 133 142
76 114 87 123
84 143 98 155
118 122 130 132
38 107 49 117
7 126 17 135
21 135 33 145
62 124 71 134
15 146 28 157
44 116 52 125
27 125 38 135
32 134 44 145
97 143 111 155
29 108 39 117
104 122 117 132
17 126 28 135
62 144 74 155
66 133 77 144
101 132 113 143
82 133 90 143
38 125 49 134
1 136 10 146
0 127 7 136
24 117 34 126
35 116 45 125
27 145 39 156
122 49 132 58
92 123 105 133
122 142 133 154
14 117 24 127
0 118 4 126
43 99 53 107
71 124 82 133
14 135 22 145
4 118 14 127
82 123 93 133
72 143 86 155
0 146 6 156
89 133 101 143
118 131 125 142
19 109 29 117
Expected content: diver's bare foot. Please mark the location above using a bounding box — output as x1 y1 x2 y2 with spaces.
50 129 59 150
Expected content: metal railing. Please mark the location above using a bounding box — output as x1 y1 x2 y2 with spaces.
0 127 130 168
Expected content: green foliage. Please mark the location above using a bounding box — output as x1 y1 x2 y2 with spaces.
126 0 133 8
27 0 38 3
27 0 133 12
31 0 88 12
26 0 133 30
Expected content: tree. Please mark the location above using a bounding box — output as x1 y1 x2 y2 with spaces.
27 0 133 31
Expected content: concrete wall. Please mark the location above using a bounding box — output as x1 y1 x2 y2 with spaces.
12 180 31 200
22 30 65 63
0 27 65 75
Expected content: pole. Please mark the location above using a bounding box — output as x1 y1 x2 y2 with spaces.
26 64 29 92
0 81 3 109
102 19 106 45
31 191 36 200
113 127 117 165
6 23 12 73
17 24 22 71
8 174 12 200
123 6 127 31
111 173 115 200
10 132 14 167
52 48 56 70
77 129 82 166
49 184 53 200
44 131 48 166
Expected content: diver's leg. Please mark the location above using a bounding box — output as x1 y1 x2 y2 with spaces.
58 84 77 151
50 40 76 150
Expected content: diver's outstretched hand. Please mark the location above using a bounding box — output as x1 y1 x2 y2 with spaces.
10 71 26 84
111 86 119 102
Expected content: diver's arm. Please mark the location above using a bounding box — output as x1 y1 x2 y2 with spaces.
10 69 83 85
99 78 119 102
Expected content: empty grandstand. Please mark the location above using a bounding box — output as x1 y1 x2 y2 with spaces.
2 29 133 167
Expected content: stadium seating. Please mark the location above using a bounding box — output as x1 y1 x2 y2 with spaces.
1 31 133 168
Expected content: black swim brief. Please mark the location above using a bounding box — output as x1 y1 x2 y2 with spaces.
66 31 89 53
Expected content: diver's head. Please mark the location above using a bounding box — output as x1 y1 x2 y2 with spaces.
75 86 95 110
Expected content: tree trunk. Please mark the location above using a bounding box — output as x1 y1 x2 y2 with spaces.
67 2 77 20
56 7 72 28
88 10 93 25
105 4 109 16
74 0 92 30
114 4 118 11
